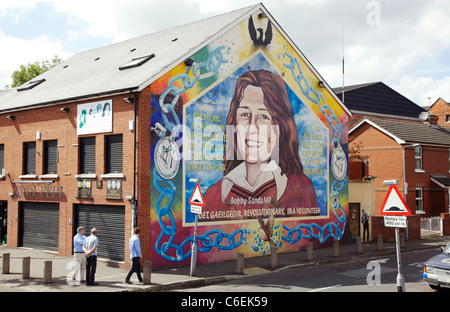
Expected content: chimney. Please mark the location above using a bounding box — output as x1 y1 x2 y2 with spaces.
428 114 439 125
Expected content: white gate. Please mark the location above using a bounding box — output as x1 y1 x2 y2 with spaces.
420 216 443 236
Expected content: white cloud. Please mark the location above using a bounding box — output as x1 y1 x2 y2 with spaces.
1 0 449 107
0 31 71 88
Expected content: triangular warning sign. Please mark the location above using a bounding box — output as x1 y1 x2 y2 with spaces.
189 183 205 206
380 185 411 215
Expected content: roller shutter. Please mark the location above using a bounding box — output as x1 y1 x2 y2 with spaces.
80 137 95 174
75 204 125 261
23 142 36 175
20 202 59 251
44 140 58 174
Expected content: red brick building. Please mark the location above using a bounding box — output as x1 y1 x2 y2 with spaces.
0 6 261 266
0 4 351 269
429 98 450 128
339 83 450 222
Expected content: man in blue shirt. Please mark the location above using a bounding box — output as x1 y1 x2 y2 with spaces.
84 228 99 286
125 227 142 284
72 226 86 282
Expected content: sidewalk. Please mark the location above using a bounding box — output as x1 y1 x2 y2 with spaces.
0 235 448 292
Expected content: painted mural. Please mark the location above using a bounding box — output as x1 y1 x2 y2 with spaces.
150 11 349 267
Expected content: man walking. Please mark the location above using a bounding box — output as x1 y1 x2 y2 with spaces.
84 228 99 286
125 227 142 284
72 226 86 282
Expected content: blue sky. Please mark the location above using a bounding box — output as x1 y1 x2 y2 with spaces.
1 0 450 107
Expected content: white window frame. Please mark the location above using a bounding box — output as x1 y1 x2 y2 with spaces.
415 187 424 214
415 146 423 172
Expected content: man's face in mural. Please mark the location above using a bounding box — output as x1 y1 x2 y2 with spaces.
235 85 277 164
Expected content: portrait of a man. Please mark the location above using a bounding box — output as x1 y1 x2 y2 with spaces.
202 69 319 221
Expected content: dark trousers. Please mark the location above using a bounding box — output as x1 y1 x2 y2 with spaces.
363 223 369 242
86 255 97 285
126 257 142 282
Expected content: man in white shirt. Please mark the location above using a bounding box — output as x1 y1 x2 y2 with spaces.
72 226 86 282
125 227 142 284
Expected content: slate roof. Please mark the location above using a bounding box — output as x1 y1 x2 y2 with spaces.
431 174 450 188
0 3 351 118
350 117 450 146
333 81 426 119
0 4 260 113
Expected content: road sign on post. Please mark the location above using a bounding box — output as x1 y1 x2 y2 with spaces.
380 183 411 293
189 183 204 215
380 185 411 216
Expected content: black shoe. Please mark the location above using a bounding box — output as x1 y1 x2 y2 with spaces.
125 280 132 284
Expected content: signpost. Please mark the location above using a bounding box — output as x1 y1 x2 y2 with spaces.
188 179 204 277
380 181 411 292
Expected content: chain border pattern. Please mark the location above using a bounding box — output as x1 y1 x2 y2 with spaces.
152 48 347 262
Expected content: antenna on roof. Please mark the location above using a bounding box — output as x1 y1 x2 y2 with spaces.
419 111 430 122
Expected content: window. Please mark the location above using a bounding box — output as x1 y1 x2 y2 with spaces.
44 140 58 174
0 144 4 170
415 188 423 212
119 54 155 70
415 146 422 170
79 137 96 174
446 115 450 123
17 79 45 91
106 134 123 173
23 142 36 175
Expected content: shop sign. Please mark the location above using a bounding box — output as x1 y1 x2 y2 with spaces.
14 185 63 200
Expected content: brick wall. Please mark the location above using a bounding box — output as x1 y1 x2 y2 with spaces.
350 120 449 218
371 215 420 241
429 98 450 128
0 91 149 268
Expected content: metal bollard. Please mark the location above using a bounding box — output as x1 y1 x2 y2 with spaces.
43 260 52 284
333 239 340 257
143 260 151 285
236 253 244 274
355 236 363 254
22 257 31 279
377 235 384 251
270 246 278 268
2 253 10 274
400 232 405 248
306 242 314 262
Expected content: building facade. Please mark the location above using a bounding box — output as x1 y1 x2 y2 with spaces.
0 4 351 269
349 117 450 219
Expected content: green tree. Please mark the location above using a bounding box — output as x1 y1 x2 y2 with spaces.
6 55 62 88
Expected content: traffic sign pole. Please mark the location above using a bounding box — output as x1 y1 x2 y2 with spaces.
380 181 410 292
395 227 405 292
188 179 203 277
190 213 198 277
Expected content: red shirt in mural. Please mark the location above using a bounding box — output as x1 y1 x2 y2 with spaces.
202 161 319 222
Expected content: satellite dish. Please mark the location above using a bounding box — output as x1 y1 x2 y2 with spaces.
419 111 429 121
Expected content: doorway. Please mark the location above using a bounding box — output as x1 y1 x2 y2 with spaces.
0 201 7 244
349 203 361 241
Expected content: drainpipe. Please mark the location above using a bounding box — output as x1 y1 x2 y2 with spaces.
131 91 138 229
402 143 419 242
